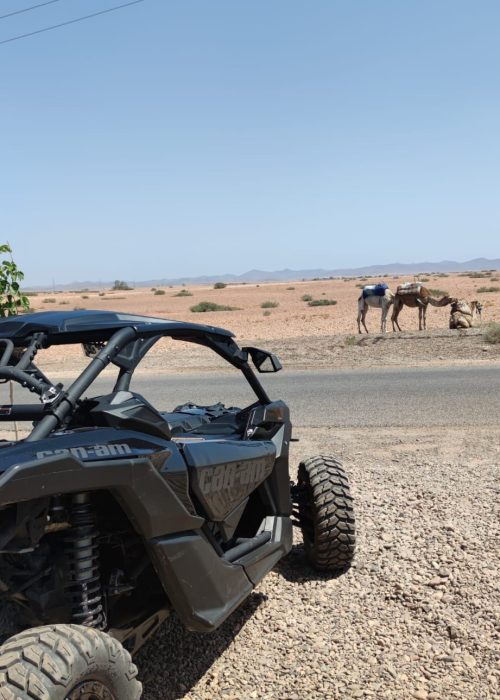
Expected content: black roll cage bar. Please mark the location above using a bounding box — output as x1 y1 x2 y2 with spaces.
0 324 273 441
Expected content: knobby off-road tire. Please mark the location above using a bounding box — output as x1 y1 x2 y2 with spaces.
297 455 356 571
0 624 142 700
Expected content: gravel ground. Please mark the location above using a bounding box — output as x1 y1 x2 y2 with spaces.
137 425 500 700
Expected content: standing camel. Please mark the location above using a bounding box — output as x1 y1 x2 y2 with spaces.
357 285 394 333
391 284 452 331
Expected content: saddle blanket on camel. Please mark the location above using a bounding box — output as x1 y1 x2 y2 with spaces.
362 283 389 299
396 282 422 295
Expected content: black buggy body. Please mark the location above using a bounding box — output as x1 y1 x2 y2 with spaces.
0 310 354 699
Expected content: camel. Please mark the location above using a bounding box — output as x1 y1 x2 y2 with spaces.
449 299 483 329
357 286 394 333
391 283 453 331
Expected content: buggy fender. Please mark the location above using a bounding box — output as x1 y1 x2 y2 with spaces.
0 453 204 539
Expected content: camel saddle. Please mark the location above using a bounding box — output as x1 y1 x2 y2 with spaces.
396 282 422 295
362 283 388 298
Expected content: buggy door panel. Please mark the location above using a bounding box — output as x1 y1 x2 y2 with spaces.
182 440 276 522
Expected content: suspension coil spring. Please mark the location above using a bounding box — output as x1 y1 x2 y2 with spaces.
65 493 106 629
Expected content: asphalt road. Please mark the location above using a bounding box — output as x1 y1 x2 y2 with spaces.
127 365 499 428
2 365 498 433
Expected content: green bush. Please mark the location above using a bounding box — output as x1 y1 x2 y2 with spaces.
154 289 166 295
190 301 239 312
477 286 500 293
307 299 337 307
484 322 500 344
173 289 193 297
112 280 133 291
301 294 313 302
213 282 227 289
261 301 279 309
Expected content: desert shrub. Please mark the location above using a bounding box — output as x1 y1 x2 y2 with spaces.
154 289 166 295
477 286 500 293
73 306 85 311
42 298 56 303
344 335 360 346
190 301 238 312
59 301 69 305
419 277 430 282
263 310 271 316
213 282 227 289
468 272 489 278
81 295 89 299
490 277 499 282
301 294 313 302
174 289 193 297
286 286 295 290
25 291 38 297
355 283 365 289
428 288 448 297
151 287 157 291
261 301 279 309
484 322 500 344
112 280 132 291
307 299 337 307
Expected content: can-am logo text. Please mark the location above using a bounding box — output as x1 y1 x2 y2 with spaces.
36 444 133 460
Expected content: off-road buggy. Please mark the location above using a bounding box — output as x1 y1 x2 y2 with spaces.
0 310 355 699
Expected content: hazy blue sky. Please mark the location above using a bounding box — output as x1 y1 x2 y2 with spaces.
2 0 499 286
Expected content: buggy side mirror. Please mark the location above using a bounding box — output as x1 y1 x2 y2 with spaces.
242 346 282 373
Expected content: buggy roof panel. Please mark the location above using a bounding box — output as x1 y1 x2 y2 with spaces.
0 310 234 344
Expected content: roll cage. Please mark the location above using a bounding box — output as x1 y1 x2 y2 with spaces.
0 310 281 442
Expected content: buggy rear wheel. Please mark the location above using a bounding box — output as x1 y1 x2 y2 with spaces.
0 624 142 700
294 455 355 571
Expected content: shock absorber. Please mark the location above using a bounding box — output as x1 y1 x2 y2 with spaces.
65 493 106 629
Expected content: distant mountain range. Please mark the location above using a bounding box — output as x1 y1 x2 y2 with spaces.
30 257 500 291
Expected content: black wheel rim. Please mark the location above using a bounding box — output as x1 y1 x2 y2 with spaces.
297 467 315 543
67 680 116 700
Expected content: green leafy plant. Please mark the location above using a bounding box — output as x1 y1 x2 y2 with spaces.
307 299 337 306
301 294 313 302
0 244 30 316
260 301 279 309
484 322 500 344
173 289 193 297
190 301 239 312
213 282 227 289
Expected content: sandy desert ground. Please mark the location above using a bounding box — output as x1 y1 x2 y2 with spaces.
26 270 500 374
